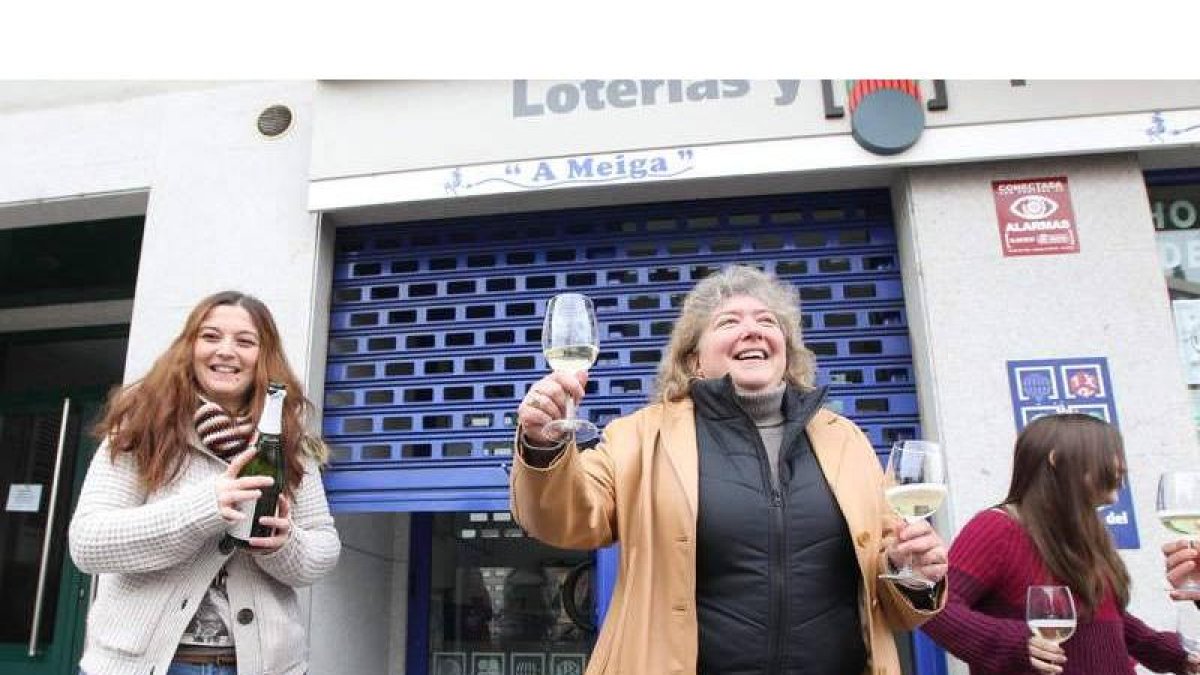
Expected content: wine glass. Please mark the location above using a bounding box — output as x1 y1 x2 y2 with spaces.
1157 471 1200 592
878 439 947 589
541 293 600 443
1026 585 1077 646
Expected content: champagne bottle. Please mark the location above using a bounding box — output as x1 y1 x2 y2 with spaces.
220 382 287 554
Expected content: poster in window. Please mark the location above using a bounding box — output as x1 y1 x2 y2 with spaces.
1173 299 1200 384
549 654 586 675
433 653 466 675
511 653 545 675
471 652 504 675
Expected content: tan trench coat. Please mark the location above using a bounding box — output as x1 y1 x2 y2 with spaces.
510 396 944 675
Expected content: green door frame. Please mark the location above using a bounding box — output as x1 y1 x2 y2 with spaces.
0 390 107 675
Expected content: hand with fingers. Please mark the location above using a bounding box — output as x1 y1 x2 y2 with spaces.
885 518 949 585
247 493 292 554
518 371 588 446
1028 635 1066 674
214 446 275 528
1164 539 1200 602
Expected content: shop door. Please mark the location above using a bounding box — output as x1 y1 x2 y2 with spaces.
410 512 595 675
0 393 102 675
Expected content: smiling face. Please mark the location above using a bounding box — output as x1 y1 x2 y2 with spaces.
192 304 260 411
695 294 787 393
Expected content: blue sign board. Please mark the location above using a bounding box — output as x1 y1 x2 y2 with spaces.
1006 357 1140 549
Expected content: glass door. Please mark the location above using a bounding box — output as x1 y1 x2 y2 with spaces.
0 394 103 675
412 512 596 675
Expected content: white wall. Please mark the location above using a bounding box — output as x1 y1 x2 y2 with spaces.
0 81 321 380
895 154 1200 674
308 512 411 675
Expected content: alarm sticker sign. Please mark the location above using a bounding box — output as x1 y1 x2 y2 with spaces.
993 177 1080 257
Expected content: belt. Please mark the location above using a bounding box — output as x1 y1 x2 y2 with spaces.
173 650 238 666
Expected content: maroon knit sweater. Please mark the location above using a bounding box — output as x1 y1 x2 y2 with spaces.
922 508 1188 674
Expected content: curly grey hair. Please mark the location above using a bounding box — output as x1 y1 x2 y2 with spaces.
652 264 815 402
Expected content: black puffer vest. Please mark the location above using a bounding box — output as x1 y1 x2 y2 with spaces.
693 376 866 675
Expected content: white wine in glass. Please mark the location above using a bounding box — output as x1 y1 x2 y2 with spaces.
1026 585 1077 645
541 293 600 443
886 483 949 520
1157 471 1200 592
879 439 947 589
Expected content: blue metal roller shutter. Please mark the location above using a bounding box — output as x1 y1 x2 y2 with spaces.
322 189 920 511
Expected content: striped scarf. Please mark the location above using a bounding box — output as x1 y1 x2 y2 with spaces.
194 397 254 458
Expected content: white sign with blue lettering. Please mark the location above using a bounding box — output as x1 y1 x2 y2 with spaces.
443 148 696 196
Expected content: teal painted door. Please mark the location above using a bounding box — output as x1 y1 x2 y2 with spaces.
0 394 103 675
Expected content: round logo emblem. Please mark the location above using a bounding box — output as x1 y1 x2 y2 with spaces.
850 84 925 155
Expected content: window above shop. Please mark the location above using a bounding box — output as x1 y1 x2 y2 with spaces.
0 216 143 308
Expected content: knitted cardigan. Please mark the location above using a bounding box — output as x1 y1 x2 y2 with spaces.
922 508 1187 675
69 437 341 675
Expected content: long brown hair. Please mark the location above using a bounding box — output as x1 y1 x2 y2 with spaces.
653 265 816 402
1002 413 1130 614
95 291 324 494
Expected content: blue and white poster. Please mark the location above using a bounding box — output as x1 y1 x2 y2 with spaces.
1006 357 1140 549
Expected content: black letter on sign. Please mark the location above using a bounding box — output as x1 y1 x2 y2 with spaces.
821 80 843 119
927 80 948 112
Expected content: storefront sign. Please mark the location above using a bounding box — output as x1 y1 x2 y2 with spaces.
993 177 1079 257
444 148 695 196
1006 357 1139 548
512 79 945 156
1151 183 1200 282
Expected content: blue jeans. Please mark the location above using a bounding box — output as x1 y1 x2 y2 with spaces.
165 663 238 675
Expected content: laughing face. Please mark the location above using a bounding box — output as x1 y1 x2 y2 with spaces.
192 304 260 411
696 294 787 393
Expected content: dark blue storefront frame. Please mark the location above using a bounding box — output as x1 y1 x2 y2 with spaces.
326 190 947 674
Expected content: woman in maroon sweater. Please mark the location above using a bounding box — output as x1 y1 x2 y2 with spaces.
923 413 1199 674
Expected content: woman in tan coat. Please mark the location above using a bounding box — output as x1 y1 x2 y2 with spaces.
510 265 947 675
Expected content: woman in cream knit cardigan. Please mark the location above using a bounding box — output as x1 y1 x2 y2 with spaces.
69 291 340 675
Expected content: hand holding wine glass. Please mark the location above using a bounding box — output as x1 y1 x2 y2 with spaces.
879 440 948 590
524 293 600 444
1159 471 1200 598
1026 585 1075 673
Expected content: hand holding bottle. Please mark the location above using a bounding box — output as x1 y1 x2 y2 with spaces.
220 383 288 553
215 445 275 523
247 493 292 553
